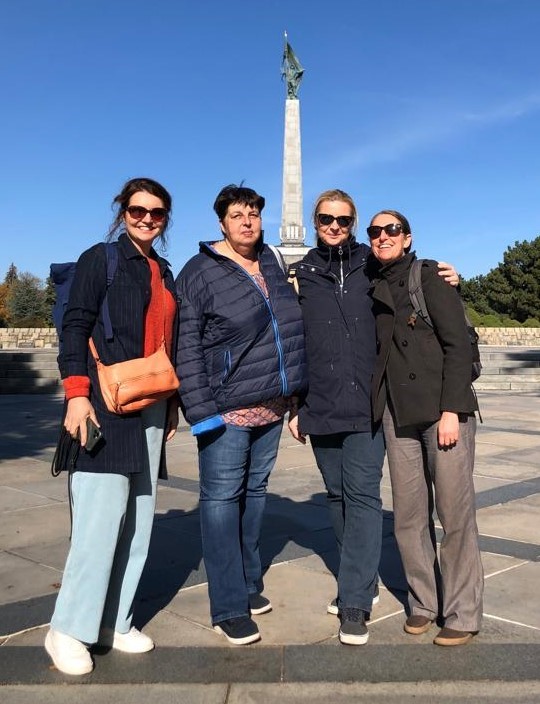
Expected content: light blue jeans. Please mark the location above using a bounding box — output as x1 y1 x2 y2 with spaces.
50 401 166 644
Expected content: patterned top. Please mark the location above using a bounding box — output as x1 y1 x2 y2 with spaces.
223 271 289 427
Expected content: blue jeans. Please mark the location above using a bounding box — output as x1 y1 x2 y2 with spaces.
197 420 283 624
311 430 385 612
50 401 166 644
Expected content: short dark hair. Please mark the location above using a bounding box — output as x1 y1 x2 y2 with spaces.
107 177 173 248
213 183 265 221
370 209 412 252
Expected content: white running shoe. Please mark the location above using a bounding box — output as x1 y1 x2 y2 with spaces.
100 626 155 653
327 586 380 615
45 628 93 676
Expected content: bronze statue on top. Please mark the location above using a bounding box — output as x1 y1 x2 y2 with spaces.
281 33 304 99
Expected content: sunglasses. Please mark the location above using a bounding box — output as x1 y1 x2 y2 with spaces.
366 223 403 239
317 213 354 228
126 205 168 223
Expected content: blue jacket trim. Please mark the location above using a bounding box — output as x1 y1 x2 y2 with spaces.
191 415 225 436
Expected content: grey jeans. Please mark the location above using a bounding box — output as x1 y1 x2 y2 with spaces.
383 406 483 632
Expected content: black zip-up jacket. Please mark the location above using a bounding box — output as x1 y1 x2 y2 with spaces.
175 241 307 426
295 237 377 435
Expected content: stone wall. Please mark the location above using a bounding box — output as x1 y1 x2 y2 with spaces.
1 327 540 349
0 328 58 349
476 328 540 346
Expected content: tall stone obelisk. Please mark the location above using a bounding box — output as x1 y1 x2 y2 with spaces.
277 33 310 267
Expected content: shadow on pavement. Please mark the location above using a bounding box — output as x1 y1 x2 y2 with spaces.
0 394 64 461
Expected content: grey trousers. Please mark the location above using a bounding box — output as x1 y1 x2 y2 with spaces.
383 406 484 632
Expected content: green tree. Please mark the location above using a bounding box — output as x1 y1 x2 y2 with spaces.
495 237 540 321
43 275 56 327
0 263 20 326
461 236 540 323
460 276 494 316
0 282 9 326
4 263 18 286
6 272 48 327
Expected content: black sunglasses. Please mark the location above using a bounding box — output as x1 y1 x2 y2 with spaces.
126 205 169 223
317 213 354 228
366 223 403 239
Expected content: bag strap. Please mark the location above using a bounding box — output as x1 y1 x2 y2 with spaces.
101 242 118 342
268 244 286 274
409 258 476 330
408 259 433 327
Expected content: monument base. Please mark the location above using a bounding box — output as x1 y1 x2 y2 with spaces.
271 243 311 269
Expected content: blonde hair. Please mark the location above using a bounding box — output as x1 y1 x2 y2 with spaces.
312 189 357 240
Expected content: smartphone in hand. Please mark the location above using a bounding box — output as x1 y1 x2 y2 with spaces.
85 417 103 452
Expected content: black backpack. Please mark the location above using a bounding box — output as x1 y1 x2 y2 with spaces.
408 259 482 383
50 242 118 352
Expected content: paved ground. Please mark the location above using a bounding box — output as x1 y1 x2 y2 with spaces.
1 388 539 702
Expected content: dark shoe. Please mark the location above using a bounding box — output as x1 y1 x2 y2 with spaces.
213 616 260 645
249 593 272 615
404 615 434 635
433 627 475 646
339 608 369 645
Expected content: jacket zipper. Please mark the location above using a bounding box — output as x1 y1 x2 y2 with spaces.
338 246 344 298
236 265 289 396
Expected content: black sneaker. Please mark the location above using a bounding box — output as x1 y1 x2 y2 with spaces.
213 616 261 645
249 593 272 615
339 608 369 645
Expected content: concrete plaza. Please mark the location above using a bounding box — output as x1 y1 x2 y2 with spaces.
0 389 539 702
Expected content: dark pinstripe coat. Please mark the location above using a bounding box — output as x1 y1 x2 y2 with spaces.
59 233 178 476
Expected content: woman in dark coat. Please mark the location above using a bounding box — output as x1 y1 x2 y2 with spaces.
369 209 483 647
45 178 179 675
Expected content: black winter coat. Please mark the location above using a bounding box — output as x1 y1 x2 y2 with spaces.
59 232 177 476
175 241 307 426
295 238 377 435
371 253 477 427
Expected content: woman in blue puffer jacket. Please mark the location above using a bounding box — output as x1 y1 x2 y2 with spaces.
175 184 306 646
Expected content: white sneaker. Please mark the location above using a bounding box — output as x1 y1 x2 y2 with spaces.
101 627 154 653
327 587 380 615
45 628 93 676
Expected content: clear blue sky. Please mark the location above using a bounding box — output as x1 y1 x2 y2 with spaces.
1 0 539 282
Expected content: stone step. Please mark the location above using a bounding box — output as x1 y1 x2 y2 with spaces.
2 348 540 394
0 368 61 378
480 366 540 376
474 378 540 391
0 376 62 393
479 346 540 361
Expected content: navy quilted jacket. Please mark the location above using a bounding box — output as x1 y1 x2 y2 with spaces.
175 241 307 426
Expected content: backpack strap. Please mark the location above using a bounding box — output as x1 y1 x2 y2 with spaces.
267 244 286 274
101 242 118 341
408 258 433 328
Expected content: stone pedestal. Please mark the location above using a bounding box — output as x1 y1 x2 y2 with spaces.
280 99 306 245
